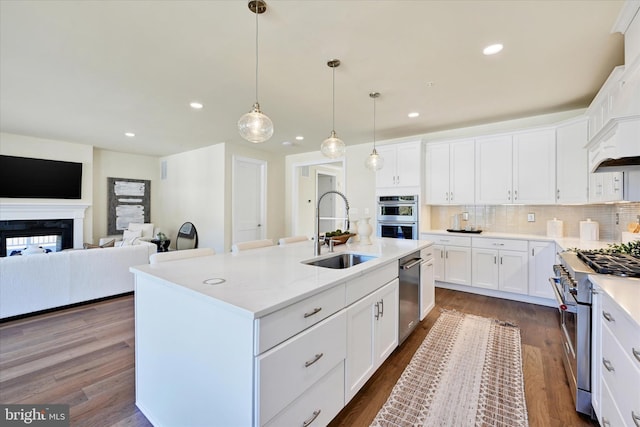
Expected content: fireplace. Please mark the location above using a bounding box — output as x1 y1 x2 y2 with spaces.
0 202 90 256
1 219 74 256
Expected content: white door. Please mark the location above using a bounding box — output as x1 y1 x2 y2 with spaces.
317 173 337 233
232 157 266 244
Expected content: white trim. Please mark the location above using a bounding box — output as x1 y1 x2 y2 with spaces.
0 202 90 248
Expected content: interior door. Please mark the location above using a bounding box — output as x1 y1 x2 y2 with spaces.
317 172 337 233
232 157 266 244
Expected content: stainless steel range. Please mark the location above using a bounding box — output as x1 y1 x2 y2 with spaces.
551 250 640 417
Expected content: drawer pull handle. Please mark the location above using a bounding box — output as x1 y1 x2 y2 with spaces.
374 302 380 320
304 353 324 368
602 417 610 427
602 311 614 322
633 347 640 363
379 299 384 317
602 358 615 372
632 411 640 427
303 307 322 318
302 410 321 427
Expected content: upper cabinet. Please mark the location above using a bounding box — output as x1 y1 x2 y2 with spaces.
376 141 422 195
556 118 589 204
475 128 556 205
425 139 475 205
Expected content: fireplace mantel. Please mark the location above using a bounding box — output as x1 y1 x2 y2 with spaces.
0 202 90 248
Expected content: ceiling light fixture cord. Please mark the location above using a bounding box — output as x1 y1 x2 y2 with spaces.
331 64 336 132
255 6 259 103
373 93 376 148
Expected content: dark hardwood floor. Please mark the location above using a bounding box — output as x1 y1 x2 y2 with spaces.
0 288 598 427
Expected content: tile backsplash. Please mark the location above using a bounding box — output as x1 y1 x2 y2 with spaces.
430 202 640 242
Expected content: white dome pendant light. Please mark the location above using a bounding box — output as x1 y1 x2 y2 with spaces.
365 92 384 171
238 0 274 143
320 59 346 158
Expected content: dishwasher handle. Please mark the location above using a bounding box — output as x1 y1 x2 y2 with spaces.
401 258 423 270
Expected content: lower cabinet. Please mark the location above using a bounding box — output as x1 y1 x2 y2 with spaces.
592 283 640 427
471 238 528 295
420 247 435 321
423 234 471 285
528 241 556 299
345 279 399 402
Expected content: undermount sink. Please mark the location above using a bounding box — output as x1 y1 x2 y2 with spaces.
302 252 378 269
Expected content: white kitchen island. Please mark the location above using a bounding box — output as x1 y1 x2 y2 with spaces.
130 237 432 427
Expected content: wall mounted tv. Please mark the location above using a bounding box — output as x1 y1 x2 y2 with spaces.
0 155 83 199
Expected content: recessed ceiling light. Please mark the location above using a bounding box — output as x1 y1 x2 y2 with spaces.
125 132 135 137
483 43 503 55
190 102 204 109
408 112 420 118
295 136 304 141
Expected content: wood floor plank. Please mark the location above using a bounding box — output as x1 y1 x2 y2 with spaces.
0 289 600 426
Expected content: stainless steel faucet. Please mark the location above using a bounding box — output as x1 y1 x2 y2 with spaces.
315 190 350 256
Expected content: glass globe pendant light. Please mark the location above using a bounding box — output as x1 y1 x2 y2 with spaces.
365 92 384 171
320 59 346 158
238 0 273 143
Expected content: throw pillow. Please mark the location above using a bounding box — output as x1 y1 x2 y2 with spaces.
83 239 116 249
122 229 142 246
127 223 154 239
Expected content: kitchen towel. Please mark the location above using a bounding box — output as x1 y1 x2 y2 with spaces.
546 218 564 238
580 219 599 241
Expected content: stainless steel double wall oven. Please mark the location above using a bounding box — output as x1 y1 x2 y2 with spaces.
376 195 419 240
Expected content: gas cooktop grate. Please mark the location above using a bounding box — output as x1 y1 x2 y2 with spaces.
577 251 640 278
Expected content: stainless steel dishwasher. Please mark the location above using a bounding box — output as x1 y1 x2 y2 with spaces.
398 251 422 344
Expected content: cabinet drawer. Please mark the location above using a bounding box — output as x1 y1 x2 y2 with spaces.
255 283 345 354
345 262 397 306
600 380 625 427
472 238 527 251
601 322 640 427
422 234 471 247
264 361 344 427
421 246 434 261
601 292 640 370
257 310 347 425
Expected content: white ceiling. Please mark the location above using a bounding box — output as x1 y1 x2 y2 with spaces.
0 0 625 157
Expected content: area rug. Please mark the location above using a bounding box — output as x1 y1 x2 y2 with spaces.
371 310 529 427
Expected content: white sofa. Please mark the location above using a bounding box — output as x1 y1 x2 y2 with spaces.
0 243 154 319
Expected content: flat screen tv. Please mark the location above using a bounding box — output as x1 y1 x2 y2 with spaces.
0 155 83 199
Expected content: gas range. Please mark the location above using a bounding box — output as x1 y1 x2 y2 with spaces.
576 251 640 278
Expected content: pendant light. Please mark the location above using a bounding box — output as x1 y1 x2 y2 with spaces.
238 0 274 143
320 59 346 158
365 92 384 171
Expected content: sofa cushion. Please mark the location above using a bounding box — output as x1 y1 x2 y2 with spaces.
122 229 142 245
127 223 154 239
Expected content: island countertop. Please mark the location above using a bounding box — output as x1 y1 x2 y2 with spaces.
130 237 432 319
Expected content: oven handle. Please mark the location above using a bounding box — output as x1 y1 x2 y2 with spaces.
548 278 576 313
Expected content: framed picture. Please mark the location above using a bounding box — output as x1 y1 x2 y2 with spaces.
107 177 151 235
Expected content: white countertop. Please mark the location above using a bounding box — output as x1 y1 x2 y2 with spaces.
589 274 640 327
421 229 617 251
131 237 431 319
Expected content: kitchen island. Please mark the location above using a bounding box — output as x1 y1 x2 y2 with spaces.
130 237 432 427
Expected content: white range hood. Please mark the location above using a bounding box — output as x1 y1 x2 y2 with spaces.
587 115 640 173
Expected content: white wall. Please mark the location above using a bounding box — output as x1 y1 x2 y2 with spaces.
92 149 159 243
0 132 95 241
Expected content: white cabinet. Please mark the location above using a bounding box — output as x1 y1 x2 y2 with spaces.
589 171 624 203
376 141 422 193
420 246 435 320
528 241 556 300
345 279 399 402
592 285 640 427
423 234 471 286
475 129 556 204
471 238 528 295
425 139 475 204
556 118 589 204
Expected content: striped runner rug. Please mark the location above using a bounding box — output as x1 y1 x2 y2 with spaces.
371 310 529 427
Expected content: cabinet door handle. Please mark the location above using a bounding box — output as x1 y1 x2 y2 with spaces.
445 192 449 201
397 175 400 185
304 353 324 367
556 188 560 200
303 307 322 318
632 411 640 427
445 251 449 259
450 192 453 201
602 311 614 322
602 358 615 372
633 347 640 363
532 248 535 256
302 410 321 427
494 256 497 264
507 190 511 201
379 299 384 317
514 189 518 200
500 257 503 265
374 302 380 320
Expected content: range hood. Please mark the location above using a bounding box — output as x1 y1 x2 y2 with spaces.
587 115 640 173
